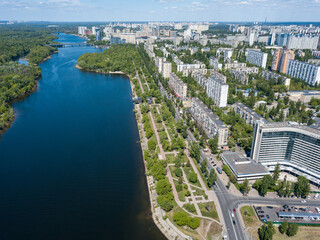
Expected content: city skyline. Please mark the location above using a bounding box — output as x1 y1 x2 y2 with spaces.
1 0 320 22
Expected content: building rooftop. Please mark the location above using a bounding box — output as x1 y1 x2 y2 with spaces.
278 211 320 218
222 152 269 177
192 98 226 128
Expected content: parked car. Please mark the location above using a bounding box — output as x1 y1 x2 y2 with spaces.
256 207 262 210
266 215 270 220
267 206 273 209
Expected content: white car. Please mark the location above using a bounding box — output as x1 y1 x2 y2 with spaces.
301 200 307 203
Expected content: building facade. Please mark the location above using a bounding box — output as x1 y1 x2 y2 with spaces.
189 98 228 146
233 102 268 126
168 73 187 98
251 121 320 186
246 50 268 69
272 49 295 74
287 60 320 86
206 71 228 108
192 71 208 89
261 70 291 88
162 62 172 78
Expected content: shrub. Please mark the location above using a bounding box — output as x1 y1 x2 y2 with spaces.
174 168 183 177
188 172 198 183
188 217 200 229
184 203 196 213
175 184 183 192
173 211 188 226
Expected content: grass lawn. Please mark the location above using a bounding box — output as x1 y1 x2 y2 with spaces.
183 166 202 188
191 186 208 200
198 202 219 221
182 203 197 213
173 179 187 202
206 221 222 240
240 206 261 240
166 154 175 163
192 158 208 189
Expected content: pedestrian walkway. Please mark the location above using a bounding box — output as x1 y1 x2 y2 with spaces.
149 111 166 160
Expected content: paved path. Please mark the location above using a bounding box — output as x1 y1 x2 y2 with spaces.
149 111 166 160
156 106 172 143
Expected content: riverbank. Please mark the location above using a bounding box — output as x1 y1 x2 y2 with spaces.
75 64 126 75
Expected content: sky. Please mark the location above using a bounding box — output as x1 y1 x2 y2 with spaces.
0 0 320 22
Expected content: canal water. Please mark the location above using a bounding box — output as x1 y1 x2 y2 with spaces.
0 33 165 240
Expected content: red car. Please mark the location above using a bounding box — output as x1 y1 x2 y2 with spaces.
233 208 236 213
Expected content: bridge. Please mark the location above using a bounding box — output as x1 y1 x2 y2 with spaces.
48 43 91 48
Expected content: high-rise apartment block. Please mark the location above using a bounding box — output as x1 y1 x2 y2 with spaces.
206 71 228 108
246 50 268 69
272 49 295 74
168 73 187 98
287 35 319 50
155 57 166 73
78 26 87 35
287 60 320 86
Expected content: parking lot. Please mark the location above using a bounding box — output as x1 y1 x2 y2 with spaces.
254 204 320 224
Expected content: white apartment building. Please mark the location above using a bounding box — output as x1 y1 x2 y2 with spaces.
192 71 208 89
168 73 187 98
189 98 228 146
224 49 233 62
287 60 320 86
155 57 166 73
224 62 246 69
144 43 155 58
287 35 319 50
162 62 172 79
78 26 87 35
120 33 136 44
261 70 291 87
209 57 223 70
177 60 207 76
246 50 268 69
206 71 229 108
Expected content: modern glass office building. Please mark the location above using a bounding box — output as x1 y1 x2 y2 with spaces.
251 121 320 186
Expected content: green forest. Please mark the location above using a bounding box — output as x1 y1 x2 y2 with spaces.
77 44 139 75
0 25 57 64
0 62 41 129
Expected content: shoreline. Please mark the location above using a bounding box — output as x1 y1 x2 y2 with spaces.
75 64 126 75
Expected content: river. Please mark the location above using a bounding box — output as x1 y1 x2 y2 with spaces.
0 33 165 240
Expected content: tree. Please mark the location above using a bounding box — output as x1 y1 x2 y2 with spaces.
273 163 281 182
156 179 172 195
207 169 217 187
259 222 275 240
151 162 166 180
173 211 188 226
279 221 288 234
174 168 183 177
208 136 218 154
201 160 208 176
240 179 250 196
189 142 200 162
157 194 174 212
286 223 298 237
188 217 200 229
148 138 157 151
188 172 198 183
294 176 310 198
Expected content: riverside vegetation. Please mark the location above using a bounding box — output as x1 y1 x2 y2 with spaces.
0 26 58 131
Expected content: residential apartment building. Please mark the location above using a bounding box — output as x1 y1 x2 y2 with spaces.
233 102 268 126
177 60 207 76
261 70 291 88
224 62 246 70
78 26 87 35
287 90 320 103
287 35 319 50
162 62 172 78
192 71 208 89
287 60 320 86
189 98 228 146
144 43 155 58
246 50 268 69
230 69 249 84
313 51 320 59
155 57 166 73
209 57 222 70
168 73 187 98
251 120 320 186
206 71 229 108
120 33 136 44
272 49 295 74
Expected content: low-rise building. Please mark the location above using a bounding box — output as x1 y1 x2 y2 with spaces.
192 71 208 89
209 57 223 71
168 73 187 98
261 70 291 88
189 98 228 146
224 62 246 69
230 69 249 84
177 60 207 76
233 102 268 126
287 90 320 103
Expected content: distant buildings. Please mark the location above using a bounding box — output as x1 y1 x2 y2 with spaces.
251 120 320 186
287 60 320 86
246 50 268 69
168 73 187 98
189 98 228 146
272 49 295 74
287 90 320 103
78 26 87 36
261 70 291 88
177 60 207 76
95 28 101 41
233 102 268 126
224 62 246 69
120 33 136 44
206 71 228 108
